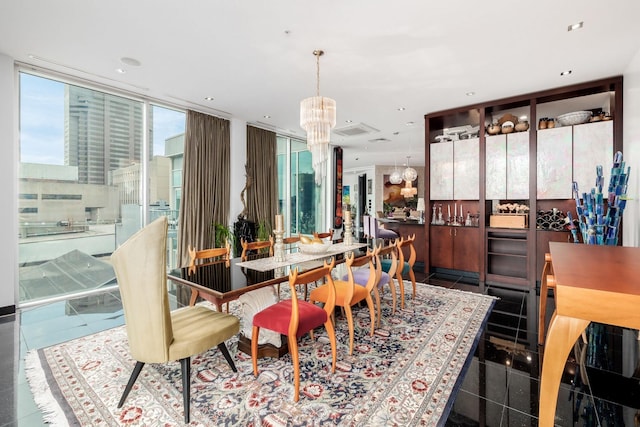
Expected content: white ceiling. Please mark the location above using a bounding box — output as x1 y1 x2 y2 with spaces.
2 1 640 169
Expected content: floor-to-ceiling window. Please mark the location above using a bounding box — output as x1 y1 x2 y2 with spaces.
277 136 324 236
18 70 185 306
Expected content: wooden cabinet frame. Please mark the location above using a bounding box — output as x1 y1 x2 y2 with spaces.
424 76 623 291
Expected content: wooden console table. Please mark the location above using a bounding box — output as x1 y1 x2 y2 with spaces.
539 242 640 426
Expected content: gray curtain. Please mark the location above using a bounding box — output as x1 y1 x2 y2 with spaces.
177 110 230 267
246 125 277 234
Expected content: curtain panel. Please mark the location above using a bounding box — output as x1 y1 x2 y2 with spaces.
246 126 277 234
178 110 230 267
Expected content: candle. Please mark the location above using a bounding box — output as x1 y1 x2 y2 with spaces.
460 204 462 217
275 214 283 231
448 204 451 218
454 203 457 218
344 210 351 223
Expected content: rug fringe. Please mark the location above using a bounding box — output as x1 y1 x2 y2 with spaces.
25 349 70 427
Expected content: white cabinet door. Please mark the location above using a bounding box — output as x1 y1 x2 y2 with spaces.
454 137 479 200
572 121 613 195
430 141 453 200
506 132 530 199
537 127 573 199
485 135 507 199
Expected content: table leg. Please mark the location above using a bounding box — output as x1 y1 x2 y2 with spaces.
539 313 589 427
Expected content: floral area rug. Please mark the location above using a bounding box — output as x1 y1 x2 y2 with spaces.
26 283 496 426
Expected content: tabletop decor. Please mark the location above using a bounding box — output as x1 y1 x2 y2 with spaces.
570 151 629 245
26 283 496 426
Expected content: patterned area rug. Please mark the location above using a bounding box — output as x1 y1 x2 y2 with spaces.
26 283 496 426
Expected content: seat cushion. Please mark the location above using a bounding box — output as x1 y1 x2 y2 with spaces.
253 299 327 338
381 259 411 275
342 268 389 287
169 306 240 361
377 228 398 240
310 281 369 306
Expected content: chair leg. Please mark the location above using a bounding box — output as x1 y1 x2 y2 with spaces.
180 357 191 424
396 273 406 310
373 287 382 328
118 361 145 408
324 319 337 373
189 289 198 306
538 255 551 345
217 342 237 372
408 269 417 300
388 280 397 315
289 334 300 402
251 326 260 376
365 295 375 336
345 304 354 355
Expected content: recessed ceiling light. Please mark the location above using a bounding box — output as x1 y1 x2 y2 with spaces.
567 21 583 31
204 96 214 101
560 70 572 76
397 107 406 111
466 91 475 96
115 68 126 74
263 115 271 119
120 57 141 67
405 121 415 126
345 119 353 123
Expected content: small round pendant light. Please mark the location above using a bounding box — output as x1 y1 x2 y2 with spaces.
402 156 418 182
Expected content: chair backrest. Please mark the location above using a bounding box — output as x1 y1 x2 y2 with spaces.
283 235 301 253
342 251 375 301
369 216 380 238
378 241 399 282
111 216 172 363
362 215 371 238
188 243 230 273
241 236 274 261
396 234 416 267
288 259 336 337
313 229 334 240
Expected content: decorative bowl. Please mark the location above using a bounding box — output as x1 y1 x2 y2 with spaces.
557 111 592 126
298 242 332 254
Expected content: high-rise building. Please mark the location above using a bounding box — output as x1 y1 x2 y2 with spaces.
65 86 146 185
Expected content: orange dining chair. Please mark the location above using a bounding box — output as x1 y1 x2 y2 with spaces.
112 217 239 424
313 229 334 241
310 251 377 355
241 236 274 261
283 235 301 253
187 243 231 307
387 235 416 309
252 260 337 402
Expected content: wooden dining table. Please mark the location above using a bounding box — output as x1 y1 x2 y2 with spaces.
539 242 640 426
167 242 368 357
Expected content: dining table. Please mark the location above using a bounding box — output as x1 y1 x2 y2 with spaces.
167 241 368 358
539 242 640 426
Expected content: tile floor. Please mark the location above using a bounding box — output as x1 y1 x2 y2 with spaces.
2 274 639 426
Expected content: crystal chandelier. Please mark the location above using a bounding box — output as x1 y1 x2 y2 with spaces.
400 180 417 198
300 50 336 185
402 156 418 182
389 158 403 184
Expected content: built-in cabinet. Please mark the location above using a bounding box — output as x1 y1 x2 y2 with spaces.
537 121 613 199
430 138 479 200
485 132 529 200
425 76 623 292
430 225 479 273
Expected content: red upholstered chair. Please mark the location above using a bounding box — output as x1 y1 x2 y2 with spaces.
310 252 377 355
252 260 337 402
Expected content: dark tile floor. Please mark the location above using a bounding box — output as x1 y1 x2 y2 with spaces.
2 273 639 426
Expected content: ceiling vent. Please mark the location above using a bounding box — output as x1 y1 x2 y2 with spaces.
333 122 379 137
368 137 391 143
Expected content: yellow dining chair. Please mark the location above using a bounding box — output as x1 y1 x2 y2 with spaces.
252 260 337 402
310 251 377 355
111 216 240 424
395 235 417 308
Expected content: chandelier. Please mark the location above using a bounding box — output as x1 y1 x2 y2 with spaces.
402 156 418 182
389 158 403 184
300 50 336 185
400 180 417 198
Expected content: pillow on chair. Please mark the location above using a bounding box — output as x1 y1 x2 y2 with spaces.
238 287 281 347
